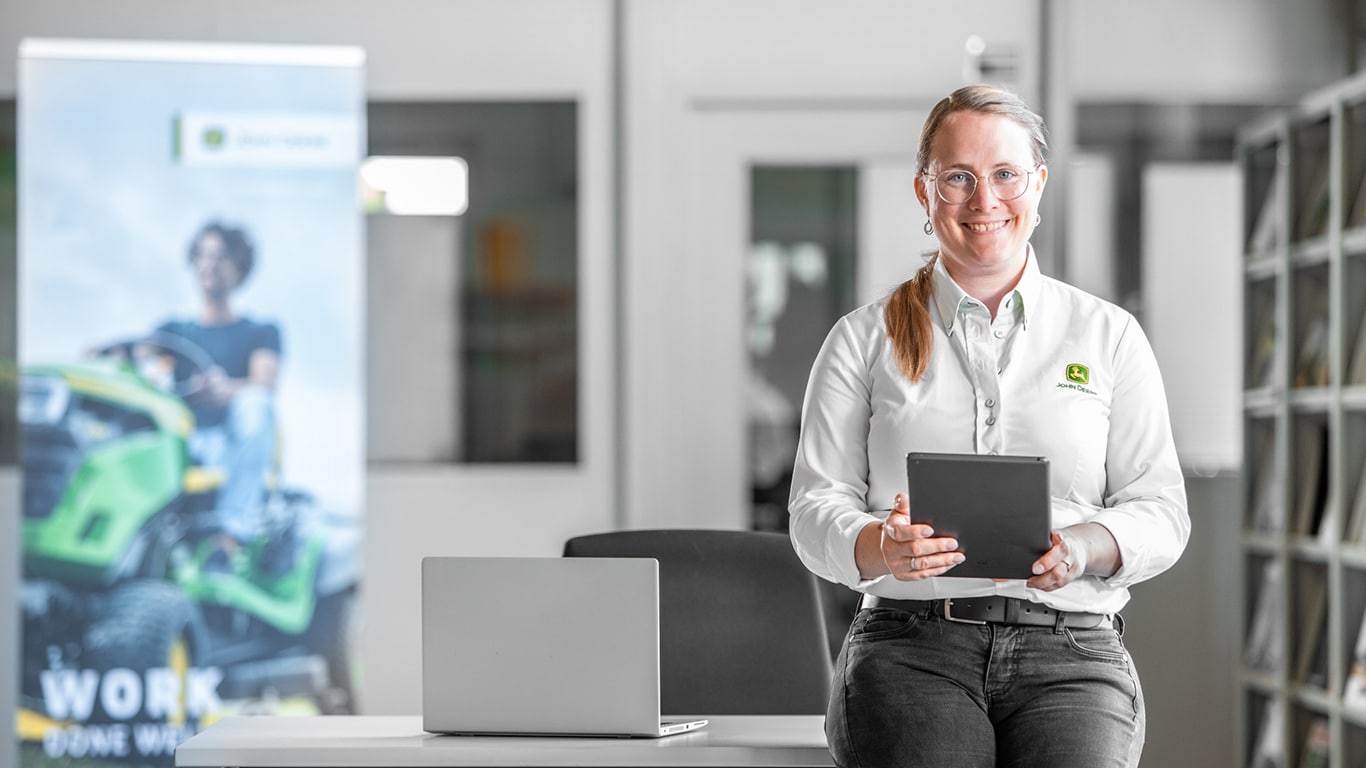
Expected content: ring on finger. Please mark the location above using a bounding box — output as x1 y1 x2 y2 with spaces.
1061 559 1073 571
908 556 917 571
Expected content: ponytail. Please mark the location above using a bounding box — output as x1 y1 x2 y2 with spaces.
884 253 938 383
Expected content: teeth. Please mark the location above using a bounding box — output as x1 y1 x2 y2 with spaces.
966 221 1007 233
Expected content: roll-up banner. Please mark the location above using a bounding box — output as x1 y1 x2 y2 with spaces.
16 39 366 766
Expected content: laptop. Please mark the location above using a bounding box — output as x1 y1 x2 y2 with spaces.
421 555 708 738
905 452 1053 579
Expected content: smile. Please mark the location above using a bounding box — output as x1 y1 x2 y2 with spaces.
963 221 1008 233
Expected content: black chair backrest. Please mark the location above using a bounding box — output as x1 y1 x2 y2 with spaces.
563 528 833 715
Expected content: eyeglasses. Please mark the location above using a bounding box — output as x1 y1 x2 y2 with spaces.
922 165 1039 205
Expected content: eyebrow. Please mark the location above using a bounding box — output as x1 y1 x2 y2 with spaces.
937 162 1028 172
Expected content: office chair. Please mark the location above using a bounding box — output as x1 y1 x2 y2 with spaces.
815 578 862 660
563 528 833 715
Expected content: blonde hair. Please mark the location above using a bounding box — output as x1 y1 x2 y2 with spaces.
886 85 1048 382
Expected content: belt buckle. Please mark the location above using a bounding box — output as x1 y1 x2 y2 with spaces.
942 598 987 625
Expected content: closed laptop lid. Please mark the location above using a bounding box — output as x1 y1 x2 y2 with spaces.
421 556 663 737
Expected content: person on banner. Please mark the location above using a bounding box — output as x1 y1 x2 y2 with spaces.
787 85 1190 767
157 220 284 572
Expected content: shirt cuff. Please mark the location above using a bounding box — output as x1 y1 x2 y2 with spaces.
828 510 887 589
1088 510 1148 587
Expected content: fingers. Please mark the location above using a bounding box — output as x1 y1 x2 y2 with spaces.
1028 530 1080 592
881 494 963 581
884 550 964 581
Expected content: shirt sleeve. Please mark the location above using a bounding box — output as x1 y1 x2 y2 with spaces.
1089 315 1191 588
787 316 886 589
254 321 283 357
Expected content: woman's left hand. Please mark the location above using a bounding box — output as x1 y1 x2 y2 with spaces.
1028 530 1083 592
1026 522 1122 591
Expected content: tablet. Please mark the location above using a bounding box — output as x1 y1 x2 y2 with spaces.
904 452 1053 579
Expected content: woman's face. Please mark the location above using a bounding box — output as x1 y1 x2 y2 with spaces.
914 111 1046 284
192 231 243 298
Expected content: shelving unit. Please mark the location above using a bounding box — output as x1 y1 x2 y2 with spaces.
1238 70 1366 768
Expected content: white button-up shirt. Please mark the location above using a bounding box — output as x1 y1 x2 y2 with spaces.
788 250 1189 615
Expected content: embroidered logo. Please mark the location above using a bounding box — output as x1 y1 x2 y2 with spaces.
1065 363 1090 385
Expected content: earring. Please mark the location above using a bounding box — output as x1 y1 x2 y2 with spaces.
1034 213 1042 227
924 220 934 236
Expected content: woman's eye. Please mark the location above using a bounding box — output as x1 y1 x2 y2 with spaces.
995 168 1020 181
945 172 971 185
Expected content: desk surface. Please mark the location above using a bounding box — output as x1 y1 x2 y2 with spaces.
174 715 833 767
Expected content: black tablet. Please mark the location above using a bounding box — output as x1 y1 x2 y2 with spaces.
904 452 1053 579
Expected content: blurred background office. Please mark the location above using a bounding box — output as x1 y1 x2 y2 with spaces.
0 1 1357 766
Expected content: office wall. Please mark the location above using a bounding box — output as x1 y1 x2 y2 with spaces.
1123 473 1240 768
1066 0 1345 103
0 1 1349 759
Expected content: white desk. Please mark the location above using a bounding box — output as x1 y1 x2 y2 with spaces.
173 715 834 767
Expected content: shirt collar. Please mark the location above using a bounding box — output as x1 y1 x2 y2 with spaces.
1013 244 1041 330
930 244 1040 335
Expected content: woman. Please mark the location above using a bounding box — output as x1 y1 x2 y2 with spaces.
157 221 283 570
788 85 1189 767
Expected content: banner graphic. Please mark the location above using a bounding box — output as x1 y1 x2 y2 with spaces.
16 38 366 766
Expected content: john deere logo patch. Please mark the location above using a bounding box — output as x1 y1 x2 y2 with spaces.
202 127 225 150
1065 364 1090 385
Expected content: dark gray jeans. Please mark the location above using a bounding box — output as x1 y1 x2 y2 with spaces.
826 605 1145 768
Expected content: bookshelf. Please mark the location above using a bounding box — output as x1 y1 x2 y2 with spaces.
1238 70 1366 768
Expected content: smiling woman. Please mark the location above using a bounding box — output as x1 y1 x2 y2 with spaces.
787 84 1190 768
914 107 1047 315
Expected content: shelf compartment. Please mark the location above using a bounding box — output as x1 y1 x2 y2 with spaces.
1245 274 1279 391
1245 415 1283 535
1345 99 1366 233
1245 555 1286 677
1292 116 1332 244
1245 139 1284 258
1344 256 1366 387
1290 262 1331 390
1289 414 1332 541
1291 561 1331 692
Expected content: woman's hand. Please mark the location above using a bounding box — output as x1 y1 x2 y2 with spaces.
857 493 965 580
1027 522 1121 591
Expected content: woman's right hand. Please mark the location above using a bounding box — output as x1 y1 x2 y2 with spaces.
857 493 965 580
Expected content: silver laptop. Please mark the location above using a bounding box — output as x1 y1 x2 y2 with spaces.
421 555 708 738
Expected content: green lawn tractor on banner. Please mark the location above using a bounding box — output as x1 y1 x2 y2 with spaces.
17 333 361 757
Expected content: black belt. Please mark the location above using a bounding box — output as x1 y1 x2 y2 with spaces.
860 594 1110 630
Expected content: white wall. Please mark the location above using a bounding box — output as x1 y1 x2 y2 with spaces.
0 1 609 99
1066 0 1345 103
1067 153 1119 302
1143 163 1243 473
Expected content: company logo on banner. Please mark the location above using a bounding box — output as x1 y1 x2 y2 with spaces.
176 112 361 167
17 38 366 767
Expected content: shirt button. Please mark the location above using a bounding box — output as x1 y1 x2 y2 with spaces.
985 399 996 407
993 329 1006 338
986 416 997 426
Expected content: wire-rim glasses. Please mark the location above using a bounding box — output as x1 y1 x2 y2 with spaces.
922 165 1039 205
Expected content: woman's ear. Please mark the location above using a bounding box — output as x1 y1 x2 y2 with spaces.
1036 164 1048 192
914 174 931 214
